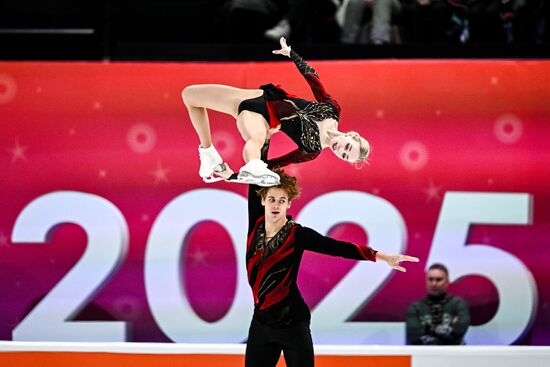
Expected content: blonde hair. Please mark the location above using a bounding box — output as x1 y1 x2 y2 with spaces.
346 131 371 164
256 169 301 201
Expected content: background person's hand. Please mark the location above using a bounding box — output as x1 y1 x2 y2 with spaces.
434 324 453 337
420 335 437 344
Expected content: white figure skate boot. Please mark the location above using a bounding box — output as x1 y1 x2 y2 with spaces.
231 159 280 187
198 145 231 183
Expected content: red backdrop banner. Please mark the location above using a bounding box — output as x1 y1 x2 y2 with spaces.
0 59 549 345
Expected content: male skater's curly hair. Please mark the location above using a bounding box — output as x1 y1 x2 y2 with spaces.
256 169 301 201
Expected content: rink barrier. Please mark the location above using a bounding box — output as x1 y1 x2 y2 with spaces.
1 342 550 367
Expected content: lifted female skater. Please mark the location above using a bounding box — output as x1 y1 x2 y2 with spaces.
182 37 371 187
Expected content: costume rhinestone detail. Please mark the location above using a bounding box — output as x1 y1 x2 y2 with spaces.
253 219 296 261
298 102 339 152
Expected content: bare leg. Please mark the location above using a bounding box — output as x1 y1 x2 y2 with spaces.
182 84 278 185
233 110 279 186
236 110 269 162
181 84 263 148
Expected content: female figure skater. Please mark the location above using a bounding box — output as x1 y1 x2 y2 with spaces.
182 37 371 187
244 140 418 366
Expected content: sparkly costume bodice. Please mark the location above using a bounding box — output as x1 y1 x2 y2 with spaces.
278 99 339 153
252 220 296 262
259 50 342 168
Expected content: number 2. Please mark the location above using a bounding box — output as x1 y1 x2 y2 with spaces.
298 191 408 344
11 191 129 341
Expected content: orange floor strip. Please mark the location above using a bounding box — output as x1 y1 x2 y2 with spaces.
0 351 410 367
315 355 410 367
0 352 243 367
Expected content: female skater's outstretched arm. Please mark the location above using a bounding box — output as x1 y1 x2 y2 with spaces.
273 37 340 113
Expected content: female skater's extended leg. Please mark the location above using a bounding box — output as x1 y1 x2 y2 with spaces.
181 84 262 182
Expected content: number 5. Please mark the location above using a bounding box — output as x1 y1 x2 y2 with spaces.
427 192 536 345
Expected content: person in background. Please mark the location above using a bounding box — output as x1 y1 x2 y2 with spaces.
227 0 288 43
406 263 470 345
401 0 454 42
264 0 341 43
340 0 403 45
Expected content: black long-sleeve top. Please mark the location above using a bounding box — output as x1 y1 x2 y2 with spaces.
261 50 342 168
246 181 377 327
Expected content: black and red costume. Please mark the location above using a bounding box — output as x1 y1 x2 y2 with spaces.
244 180 377 367
238 50 341 168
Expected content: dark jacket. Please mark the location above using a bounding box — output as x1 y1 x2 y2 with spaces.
406 294 470 345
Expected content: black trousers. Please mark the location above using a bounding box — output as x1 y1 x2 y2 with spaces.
245 317 314 367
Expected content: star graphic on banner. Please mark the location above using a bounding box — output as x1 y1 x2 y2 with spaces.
423 181 442 202
8 139 28 163
99 169 107 178
189 248 208 265
151 161 170 184
0 232 9 247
